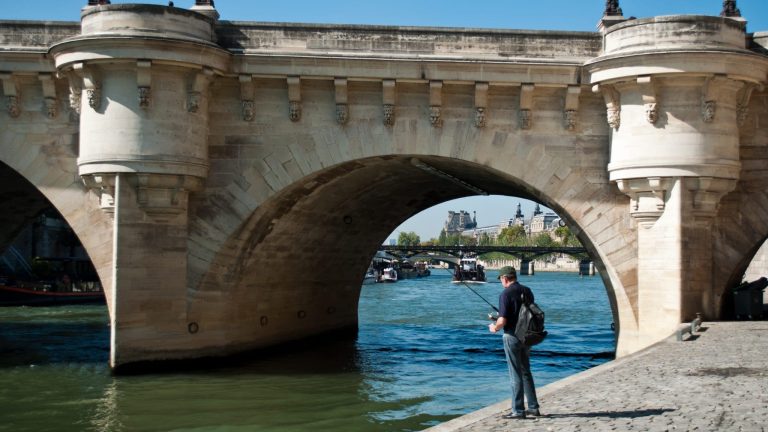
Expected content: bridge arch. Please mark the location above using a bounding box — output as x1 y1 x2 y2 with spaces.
0 104 113 313
187 148 636 358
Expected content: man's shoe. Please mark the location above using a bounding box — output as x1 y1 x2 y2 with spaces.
525 409 541 417
501 412 526 419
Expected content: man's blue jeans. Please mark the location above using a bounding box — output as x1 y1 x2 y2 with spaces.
502 333 539 414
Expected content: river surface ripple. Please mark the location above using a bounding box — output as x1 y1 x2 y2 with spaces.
0 270 614 431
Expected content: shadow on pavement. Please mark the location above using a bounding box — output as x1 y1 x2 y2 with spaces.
543 408 675 419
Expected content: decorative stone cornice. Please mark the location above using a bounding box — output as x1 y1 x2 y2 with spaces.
593 83 620 131
564 85 581 131
63 71 82 117
137 60 151 110
0 73 20 118
334 78 348 125
615 177 672 226
239 74 254 121
615 176 737 225
701 75 743 123
38 74 58 119
135 174 203 223
637 76 658 125
382 79 396 127
429 80 443 128
474 82 488 128
688 176 737 220
518 84 534 130
86 87 101 111
700 99 716 123
736 82 761 126
287 76 301 122
82 173 203 222
71 63 101 111
81 174 116 215
187 68 214 114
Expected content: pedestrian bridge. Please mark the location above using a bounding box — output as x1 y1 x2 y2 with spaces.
1 0 767 370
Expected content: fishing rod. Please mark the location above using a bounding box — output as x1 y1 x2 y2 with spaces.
438 265 499 313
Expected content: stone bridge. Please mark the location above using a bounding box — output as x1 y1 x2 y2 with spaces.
1 1 767 370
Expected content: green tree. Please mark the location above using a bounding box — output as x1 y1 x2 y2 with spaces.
554 226 570 246
533 232 555 247
398 231 421 247
479 232 492 246
438 229 447 245
498 225 527 246
554 226 582 247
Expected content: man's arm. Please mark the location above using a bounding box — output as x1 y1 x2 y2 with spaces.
489 316 506 333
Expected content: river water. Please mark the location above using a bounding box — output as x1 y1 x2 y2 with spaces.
0 270 614 431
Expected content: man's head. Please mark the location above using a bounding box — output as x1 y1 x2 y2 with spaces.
497 266 517 286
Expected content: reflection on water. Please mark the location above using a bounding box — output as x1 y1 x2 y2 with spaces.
0 271 614 431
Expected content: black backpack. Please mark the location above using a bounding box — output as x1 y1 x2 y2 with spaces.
514 290 548 346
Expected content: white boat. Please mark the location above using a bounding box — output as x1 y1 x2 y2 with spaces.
362 269 377 285
452 257 487 284
380 267 398 283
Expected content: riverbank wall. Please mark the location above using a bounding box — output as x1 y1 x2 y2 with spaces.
479 258 584 273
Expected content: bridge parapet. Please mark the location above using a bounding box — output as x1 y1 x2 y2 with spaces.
602 15 748 56
218 22 601 62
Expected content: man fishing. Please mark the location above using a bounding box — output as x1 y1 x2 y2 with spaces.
488 266 541 419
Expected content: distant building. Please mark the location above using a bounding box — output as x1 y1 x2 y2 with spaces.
443 210 477 235
442 203 564 241
529 204 559 235
389 238 396 246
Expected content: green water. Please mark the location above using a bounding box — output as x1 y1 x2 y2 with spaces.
0 271 615 431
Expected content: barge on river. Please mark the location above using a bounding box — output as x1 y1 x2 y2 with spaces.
0 284 105 307
452 257 486 284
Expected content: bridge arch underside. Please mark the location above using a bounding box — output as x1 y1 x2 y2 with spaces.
187 155 636 359
712 98 768 318
0 161 52 254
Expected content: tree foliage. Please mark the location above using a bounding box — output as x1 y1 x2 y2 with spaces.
554 226 581 247
397 231 421 246
497 225 528 246
532 232 555 247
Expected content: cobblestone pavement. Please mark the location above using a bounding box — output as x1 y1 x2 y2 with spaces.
425 322 768 432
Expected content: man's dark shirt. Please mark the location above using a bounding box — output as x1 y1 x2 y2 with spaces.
498 281 534 335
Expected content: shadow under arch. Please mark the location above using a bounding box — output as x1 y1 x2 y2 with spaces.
0 160 53 255
0 160 104 301
191 154 620 351
718 234 768 319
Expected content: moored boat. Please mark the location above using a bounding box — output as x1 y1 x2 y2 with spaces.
452 257 486 284
362 269 377 285
380 267 398 283
0 284 105 307
397 260 431 279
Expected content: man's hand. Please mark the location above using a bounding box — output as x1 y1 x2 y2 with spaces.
489 316 505 333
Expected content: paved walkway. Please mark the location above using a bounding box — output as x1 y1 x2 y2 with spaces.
425 321 768 432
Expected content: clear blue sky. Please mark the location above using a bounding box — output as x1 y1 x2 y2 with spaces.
6 0 766 241
7 0 768 33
